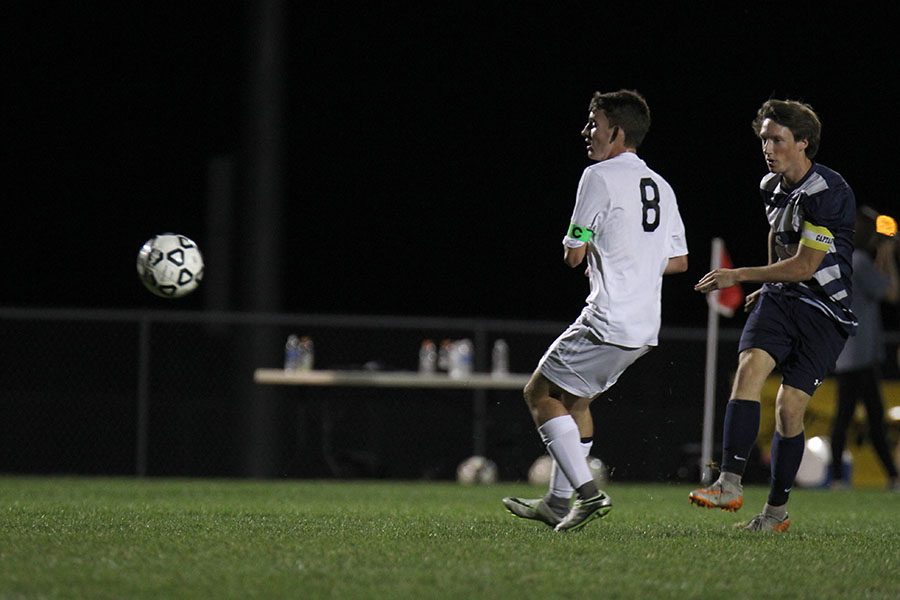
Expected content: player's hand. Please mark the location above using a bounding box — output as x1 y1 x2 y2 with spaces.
744 289 762 312
694 268 739 293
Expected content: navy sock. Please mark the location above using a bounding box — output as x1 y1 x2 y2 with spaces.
721 399 760 475
768 431 805 506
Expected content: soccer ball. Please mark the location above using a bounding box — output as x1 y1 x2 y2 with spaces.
136 233 204 298
456 455 498 485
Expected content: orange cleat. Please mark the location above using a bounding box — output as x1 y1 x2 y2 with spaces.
689 479 743 512
743 512 790 532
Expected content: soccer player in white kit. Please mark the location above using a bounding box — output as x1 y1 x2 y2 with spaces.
503 89 688 531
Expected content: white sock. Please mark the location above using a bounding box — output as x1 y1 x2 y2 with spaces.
538 415 593 491
549 439 592 499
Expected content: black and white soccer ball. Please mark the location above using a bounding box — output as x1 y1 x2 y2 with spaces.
136 233 204 298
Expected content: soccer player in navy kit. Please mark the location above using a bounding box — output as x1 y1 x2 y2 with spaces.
691 99 857 532
502 90 689 532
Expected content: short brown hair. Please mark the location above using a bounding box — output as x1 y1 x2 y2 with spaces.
752 99 821 159
589 89 651 148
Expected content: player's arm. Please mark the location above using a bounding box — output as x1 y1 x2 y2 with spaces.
563 222 592 268
725 243 825 285
767 229 775 265
664 254 688 274
696 221 829 292
696 243 826 292
564 244 587 268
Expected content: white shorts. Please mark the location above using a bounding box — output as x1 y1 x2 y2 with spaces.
537 320 650 399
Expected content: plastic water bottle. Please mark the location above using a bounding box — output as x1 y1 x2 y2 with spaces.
491 339 509 376
449 338 474 378
458 338 474 376
298 336 314 371
284 334 301 371
418 339 437 373
438 339 452 372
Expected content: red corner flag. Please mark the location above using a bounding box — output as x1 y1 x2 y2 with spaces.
708 238 744 317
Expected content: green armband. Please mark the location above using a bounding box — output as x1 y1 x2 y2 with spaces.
567 223 594 242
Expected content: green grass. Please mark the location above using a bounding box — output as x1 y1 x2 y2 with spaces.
0 477 898 599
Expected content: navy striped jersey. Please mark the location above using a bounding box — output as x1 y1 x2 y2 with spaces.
759 163 858 334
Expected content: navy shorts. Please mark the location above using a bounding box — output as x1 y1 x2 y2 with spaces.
739 291 849 396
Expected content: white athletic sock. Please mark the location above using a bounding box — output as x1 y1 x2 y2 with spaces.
549 439 592 499
538 415 593 491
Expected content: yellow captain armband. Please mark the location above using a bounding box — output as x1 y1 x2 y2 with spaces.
567 223 594 242
799 221 833 251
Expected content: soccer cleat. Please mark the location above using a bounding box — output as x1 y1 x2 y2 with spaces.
501 497 564 527
743 512 791 533
553 492 612 532
688 479 743 512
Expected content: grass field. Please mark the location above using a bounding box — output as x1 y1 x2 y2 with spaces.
1 477 898 599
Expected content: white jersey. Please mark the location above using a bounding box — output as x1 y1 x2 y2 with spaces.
563 152 687 347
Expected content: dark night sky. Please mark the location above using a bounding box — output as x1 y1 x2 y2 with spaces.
5 3 898 327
